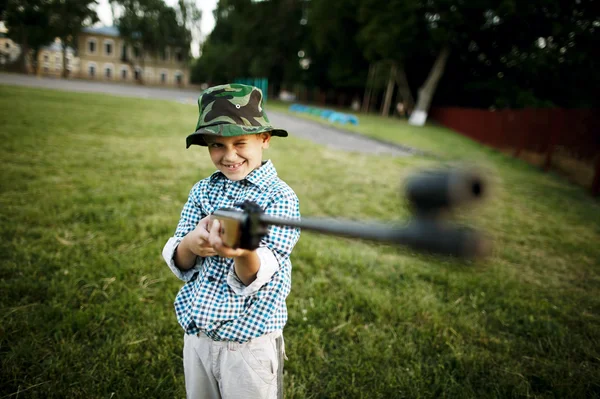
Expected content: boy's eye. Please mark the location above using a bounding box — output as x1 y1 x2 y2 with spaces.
209 143 222 148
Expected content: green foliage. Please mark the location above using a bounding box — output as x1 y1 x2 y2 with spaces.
435 0 600 108
113 0 197 62
195 0 598 109
305 0 369 89
3 0 55 72
2 85 600 398
192 0 305 89
48 0 99 77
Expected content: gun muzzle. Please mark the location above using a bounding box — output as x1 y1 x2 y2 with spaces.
405 168 485 213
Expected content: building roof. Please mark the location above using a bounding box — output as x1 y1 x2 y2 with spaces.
82 26 120 37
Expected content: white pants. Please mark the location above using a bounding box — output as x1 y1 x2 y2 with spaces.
183 331 285 399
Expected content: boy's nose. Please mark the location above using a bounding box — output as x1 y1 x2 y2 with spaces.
222 148 238 161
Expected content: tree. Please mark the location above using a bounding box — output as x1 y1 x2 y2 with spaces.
112 0 198 84
358 0 494 124
176 0 202 58
3 0 54 74
307 0 370 103
358 0 420 115
48 0 99 78
431 0 599 109
194 0 306 93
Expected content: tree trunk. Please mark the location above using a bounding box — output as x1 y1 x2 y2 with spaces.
61 41 69 79
17 29 30 74
408 46 451 127
31 48 40 75
362 63 374 113
394 65 414 115
138 50 145 85
14 46 29 74
381 63 397 117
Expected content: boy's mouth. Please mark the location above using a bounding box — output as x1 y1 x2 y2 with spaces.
222 161 244 170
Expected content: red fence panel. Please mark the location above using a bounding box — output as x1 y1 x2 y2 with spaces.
430 107 600 196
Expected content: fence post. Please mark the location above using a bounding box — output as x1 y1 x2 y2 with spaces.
543 109 557 171
513 111 524 158
593 157 600 197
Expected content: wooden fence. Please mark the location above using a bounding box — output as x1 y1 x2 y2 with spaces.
430 107 600 196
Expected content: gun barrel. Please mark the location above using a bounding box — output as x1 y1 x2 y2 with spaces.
212 167 492 257
261 215 490 258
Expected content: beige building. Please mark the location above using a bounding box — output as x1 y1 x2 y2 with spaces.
37 40 79 77
77 26 189 87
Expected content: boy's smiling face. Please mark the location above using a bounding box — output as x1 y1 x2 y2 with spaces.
204 133 271 181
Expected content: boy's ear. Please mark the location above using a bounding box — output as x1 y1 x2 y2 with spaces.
259 133 272 149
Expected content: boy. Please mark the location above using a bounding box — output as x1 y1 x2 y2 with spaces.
162 83 301 399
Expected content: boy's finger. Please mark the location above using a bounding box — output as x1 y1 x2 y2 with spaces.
198 216 212 231
201 249 217 257
197 227 210 241
209 220 223 248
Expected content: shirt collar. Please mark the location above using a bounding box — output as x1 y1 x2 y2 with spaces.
209 160 277 191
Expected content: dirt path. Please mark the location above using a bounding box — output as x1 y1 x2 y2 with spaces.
1 73 416 156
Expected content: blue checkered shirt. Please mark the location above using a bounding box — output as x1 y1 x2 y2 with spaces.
162 160 300 343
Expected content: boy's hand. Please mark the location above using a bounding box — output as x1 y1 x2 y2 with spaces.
187 216 217 258
208 219 252 259
209 219 261 285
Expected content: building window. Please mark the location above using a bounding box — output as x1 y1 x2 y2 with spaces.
161 72 167 83
4 43 9 49
88 40 96 53
106 43 112 55
121 69 127 79
44 54 49 62
134 68 141 80
133 46 140 58
121 45 128 61
89 65 95 77
175 51 183 62
43 66 49 73
175 72 182 84
105 68 111 78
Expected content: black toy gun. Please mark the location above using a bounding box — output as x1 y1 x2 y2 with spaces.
212 168 491 258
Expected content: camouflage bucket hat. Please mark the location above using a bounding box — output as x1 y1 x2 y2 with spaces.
186 83 288 148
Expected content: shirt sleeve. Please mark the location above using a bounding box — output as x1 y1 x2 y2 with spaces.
162 182 206 281
162 237 202 282
174 181 205 239
226 247 278 296
261 189 301 265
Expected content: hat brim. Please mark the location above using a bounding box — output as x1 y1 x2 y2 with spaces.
186 124 288 148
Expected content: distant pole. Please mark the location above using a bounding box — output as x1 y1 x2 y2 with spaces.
381 63 397 117
369 63 380 113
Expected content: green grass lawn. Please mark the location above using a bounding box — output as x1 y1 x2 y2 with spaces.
1 85 599 398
